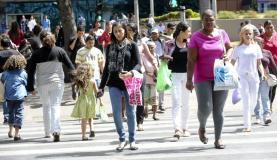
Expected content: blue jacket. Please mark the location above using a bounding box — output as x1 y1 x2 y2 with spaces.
1 69 27 100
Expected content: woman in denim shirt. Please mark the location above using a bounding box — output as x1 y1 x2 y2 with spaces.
1 55 27 141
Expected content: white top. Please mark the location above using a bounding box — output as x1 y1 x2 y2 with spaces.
231 43 262 80
154 40 163 57
75 47 104 80
28 19 37 31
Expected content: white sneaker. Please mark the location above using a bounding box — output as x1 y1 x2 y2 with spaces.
130 142 138 150
255 118 261 124
264 115 272 125
116 141 127 151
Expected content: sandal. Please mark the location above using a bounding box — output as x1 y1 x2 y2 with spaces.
82 137 89 141
214 140 225 149
198 128 208 144
173 130 182 139
8 132 13 138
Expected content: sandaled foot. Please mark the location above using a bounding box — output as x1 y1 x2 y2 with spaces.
214 140 225 149
198 128 208 144
8 132 13 138
137 124 144 131
173 130 182 139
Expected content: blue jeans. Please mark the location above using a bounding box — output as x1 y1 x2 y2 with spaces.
255 80 271 119
7 100 24 129
109 87 136 143
2 101 9 122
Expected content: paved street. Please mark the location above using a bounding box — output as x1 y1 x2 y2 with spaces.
0 84 277 160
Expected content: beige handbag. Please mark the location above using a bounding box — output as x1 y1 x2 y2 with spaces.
267 74 277 87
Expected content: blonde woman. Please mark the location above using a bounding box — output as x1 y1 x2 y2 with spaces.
231 24 266 132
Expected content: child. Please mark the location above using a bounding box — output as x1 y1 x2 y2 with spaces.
1 55 27 141
71 63 98 140
231 25 265 132
142 41 159 120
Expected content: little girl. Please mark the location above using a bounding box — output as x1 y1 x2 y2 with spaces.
1 55 27 141
71 63 98 140
231 24 265 132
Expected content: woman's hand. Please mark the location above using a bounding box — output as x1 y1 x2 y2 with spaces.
96 89 104 98
119 71 133 79
186 80 194 92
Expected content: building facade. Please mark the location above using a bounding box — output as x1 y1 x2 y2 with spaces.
0 0 136 33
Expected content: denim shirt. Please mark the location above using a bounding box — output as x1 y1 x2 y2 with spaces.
1 69 27 101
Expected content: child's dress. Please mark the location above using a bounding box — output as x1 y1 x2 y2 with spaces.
71 80 96 119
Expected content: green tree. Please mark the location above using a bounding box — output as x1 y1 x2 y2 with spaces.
176 0 199 11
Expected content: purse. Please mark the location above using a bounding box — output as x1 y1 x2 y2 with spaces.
267 74 277 87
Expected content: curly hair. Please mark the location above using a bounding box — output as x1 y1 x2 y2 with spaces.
72 63 93 93
3 54 27 71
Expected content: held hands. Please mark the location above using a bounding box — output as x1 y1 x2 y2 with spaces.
96 89 104 98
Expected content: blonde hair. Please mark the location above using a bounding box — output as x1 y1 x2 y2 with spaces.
3 54 27 71
239 24 255 46
72 63 93 93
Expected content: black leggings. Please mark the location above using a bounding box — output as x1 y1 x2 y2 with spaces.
136 78 145 125
269 85 276 105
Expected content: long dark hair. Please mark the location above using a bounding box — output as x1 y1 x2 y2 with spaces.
126 23 139 42
173 22 190 43
9 21 20 41
110 22 128 43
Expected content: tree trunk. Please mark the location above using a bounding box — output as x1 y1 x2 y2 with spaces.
57 0 76 82
199 0 211 16
57 0 76 52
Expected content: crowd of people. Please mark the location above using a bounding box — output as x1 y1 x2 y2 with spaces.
0 9 276 151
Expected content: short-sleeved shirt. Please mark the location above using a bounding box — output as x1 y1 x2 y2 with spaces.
260 33 277 64
188 29 230 83
231 43 263 80
75 46 104 80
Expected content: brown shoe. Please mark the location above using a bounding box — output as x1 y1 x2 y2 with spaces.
198 128 208 144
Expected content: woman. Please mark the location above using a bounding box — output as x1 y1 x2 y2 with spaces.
231 25 265 132
260 20 277 113
254 37 277 125
8 21 24 47
126 23 148 130
164 22 191 139
186 9 232 149
27 31 74 142
98 23 141 151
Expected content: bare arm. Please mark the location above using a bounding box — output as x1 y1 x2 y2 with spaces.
186 48 197 91
257 59 266 80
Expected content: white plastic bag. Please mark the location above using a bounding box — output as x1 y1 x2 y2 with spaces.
214 59 239 91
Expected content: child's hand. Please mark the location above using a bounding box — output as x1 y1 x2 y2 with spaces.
96 89 104 98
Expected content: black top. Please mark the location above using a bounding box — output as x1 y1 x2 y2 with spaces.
27 46 75 91
168 42 188 73
99 42 141 90
0 49 20 73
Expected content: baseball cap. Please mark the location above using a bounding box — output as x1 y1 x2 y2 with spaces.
151 28 159 33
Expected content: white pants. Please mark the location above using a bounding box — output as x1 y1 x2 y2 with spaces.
239 74 259 128
171 73 190 130
38 82 64 136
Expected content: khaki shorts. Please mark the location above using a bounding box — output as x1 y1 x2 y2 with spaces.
144 84 158 106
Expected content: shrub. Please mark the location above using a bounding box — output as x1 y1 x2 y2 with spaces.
241 10 258 18
264 10 277 18
218 11 237 19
